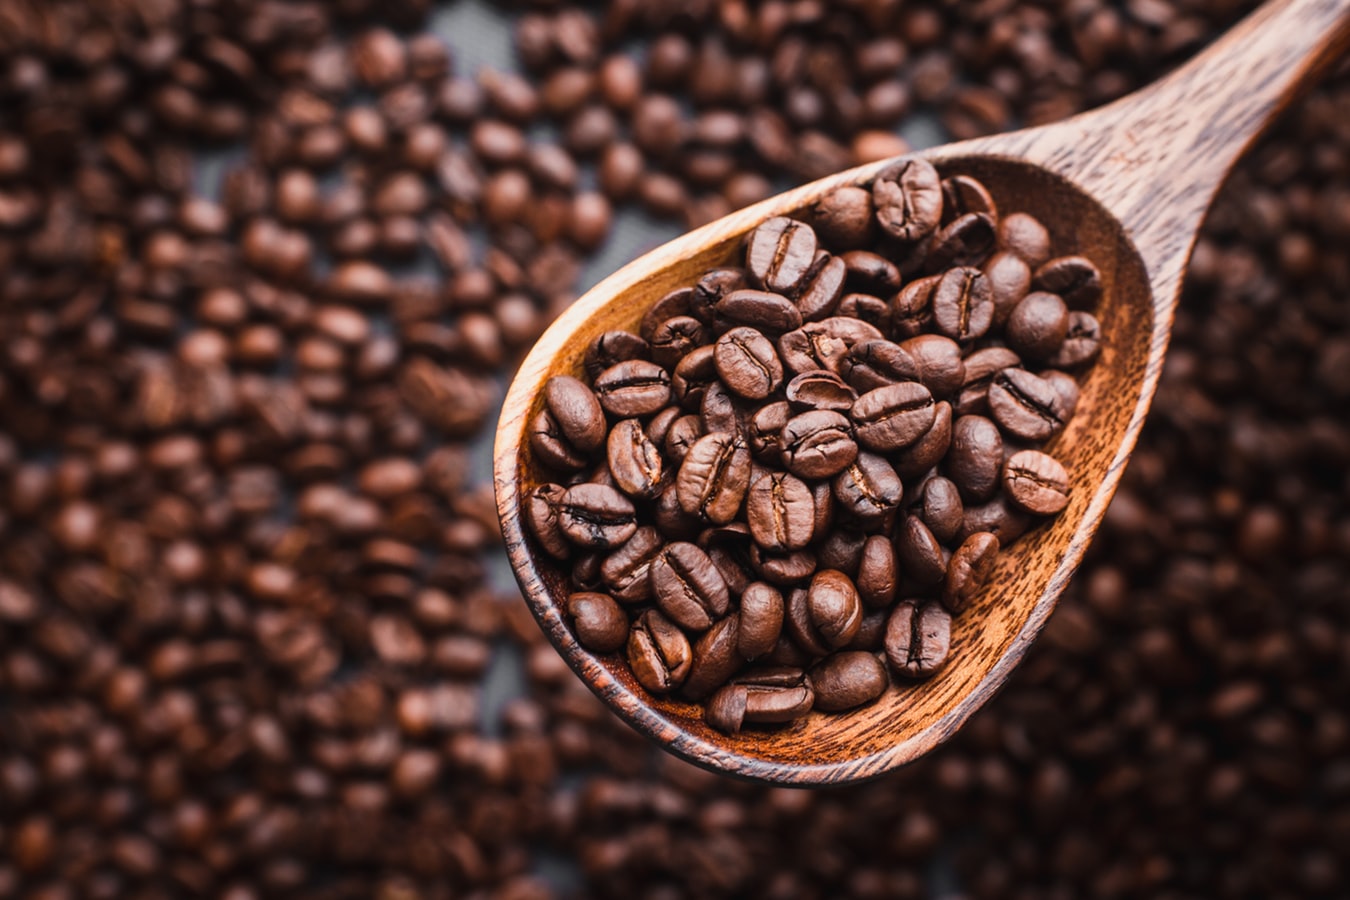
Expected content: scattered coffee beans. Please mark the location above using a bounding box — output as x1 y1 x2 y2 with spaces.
527 158 1103 732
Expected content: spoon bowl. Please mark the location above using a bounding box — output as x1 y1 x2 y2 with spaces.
495 0 1350 784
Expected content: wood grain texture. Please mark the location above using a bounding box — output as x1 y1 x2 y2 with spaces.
493 0 1350 785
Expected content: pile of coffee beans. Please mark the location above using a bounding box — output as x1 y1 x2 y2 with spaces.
526 160 1101 732
3 0 1348 897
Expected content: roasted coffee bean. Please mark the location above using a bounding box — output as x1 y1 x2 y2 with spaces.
704 530 754 599
928 212 997 270
809 651 888 712
677 432 751 524
746 471 816 552
600 527 663 603
873 157 942 242
918 476 965 544
738 582 785 660
943 531 1000 613
836 292 892 332
558 483 638 549
745 216 818 294
748 401 791 459
1048 310 1102 369
984 250 1034 328
839 250 903 294
780 410 859 478
567 592 629 653
653 479 702 542
715 290 804 336
572 552 605 592
851 383 936 451
897 515 948 585
832 453 903 522
793 255 848 320
663 414 703 464
594 359 672 418
1004 450 1071 515
840 339 918 393
784 370 856 411
628 609 692 694
692 267 747 322
997 211 1052 267
942 175 998 220
585 329 651 379
931 266 994 342
682 616 742 700
956 347 1022 416
892 400 954 479
640 287 695 340
649 315 708 369
885 600 951 678
856 535 898 608
988 368 1068 441
812 186 874 250
890 274 938 338
672 344 717 409
1041 369 1081 420
1033 255 1103 309
699 382 751 437
530 408 590 471
899 334 966 399
816 528 867 578
714 326 784 399
958 496 1035 546
645 406 682 449
1006 291 1070 360
947 415 1004 502
606 419 663 499
705 667 814 734
749 545 818 587
806 570 864 650
785 585 829 657
650 542 730 632
525 483 571 560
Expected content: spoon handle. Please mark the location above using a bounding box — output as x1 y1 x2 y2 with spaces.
1008 0 1350 302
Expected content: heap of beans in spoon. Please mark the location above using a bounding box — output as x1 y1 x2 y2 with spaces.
525 157 1103 735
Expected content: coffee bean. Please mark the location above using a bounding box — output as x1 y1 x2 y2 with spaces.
856 535 898 608
942 531 1000 612
600 527 663 603
983 250 1033 328
931 266 994 342
942 175 997 220
649 315 708 369
1047 310 1102 369
526 483 572 560
839 250 903 294
594 359 673 418
780 410 859 478
898 334 966 399
715 289 804 335
682 616 743 700
705 667 814 734
955 347 1022 416
645 406 682 449
714 326 784 399
897 515 948 585
793 255 848 321
745 216 819 294
749 545 818 587
947 415 1004 502
699 381 751 437
1006 291 1070 360
747 401 791 459
809 651 888 712
530 408 590 472
641 287 694 339
784 370 856 412
918 476 965 544
835 292 891 332
605 419 663 500
558 483 638 549
873 157 942 242
677 432 751 524
746 471 816 552
885 600 951 678
958 496 1035 546
785 585 829 657
663 414 703 464
851 383 936 451
816 528 867 579
738 582 785 660
692 267 748 322
832 452 903 522
627 609 692 694
778 325 848 375
672 344 717 409
997 212 1052 267
988 368 1068 441
806 570 863 649
1041 369 1081 420
567 592 629 653
890 274 938 338
1033 255 1102 309
811 186 874 250
892 399 954 479
650 542 730 631
840 340 917 393
1004 450 1071 515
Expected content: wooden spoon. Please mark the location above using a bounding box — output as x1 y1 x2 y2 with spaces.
494 0 1350 785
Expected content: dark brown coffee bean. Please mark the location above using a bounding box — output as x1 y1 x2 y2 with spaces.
1033 255 1102 309
816 528 867 579
525 483 571 560
606 419 664 500
584 330 650 380
947 415 1004 503
931 266 994 343
836 292 892 333
567 592 629 653
928 212 996 270
784 371 856 412
851 382 936 451
811 186 874 250
778 326 847 375
702 527 754 600
793 255 847 321
1041 370 1081 420
645 406 682 449
714 327 784 399
873 157 942 242
1003 450 1071 515
885 600 951 678
682 616 742 700
958 496 1034 546
650 542 730 632
943 531 1000 613
890 274 938 338
663 414 703 464
781 410 858 479
997 212 1051 267
942 174 998 220
840 250 902 294
898 334 966 399
600 526 663 603
750 545 818 587
983 250 1033 328
715 289 803 335
988 368 1068 441
840 340 918 393
649 316 708 370
627 609 692 694
746 471 816 552
1006 291 1070 360
956 347 1022 416
897 515 947 585
571 552 605 592
745 216 818 294
785 586 828 658
640 287 695 340
672 344 717 410
856 535 898 608
530 408 590 472
806 570 864 649
738 582 784 660
554 480 640 550
594 360 672 418
692 267 748 322
706 667 814 734
892 400 954 479
677 432 751 524
1047 310 1102 369
809 651 888 711
545 375 607 454
653 479 701 542
832 452 903 522
919 476 964 544
747 401 790 459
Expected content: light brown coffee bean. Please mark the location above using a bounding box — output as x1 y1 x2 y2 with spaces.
1003 449 1071 515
